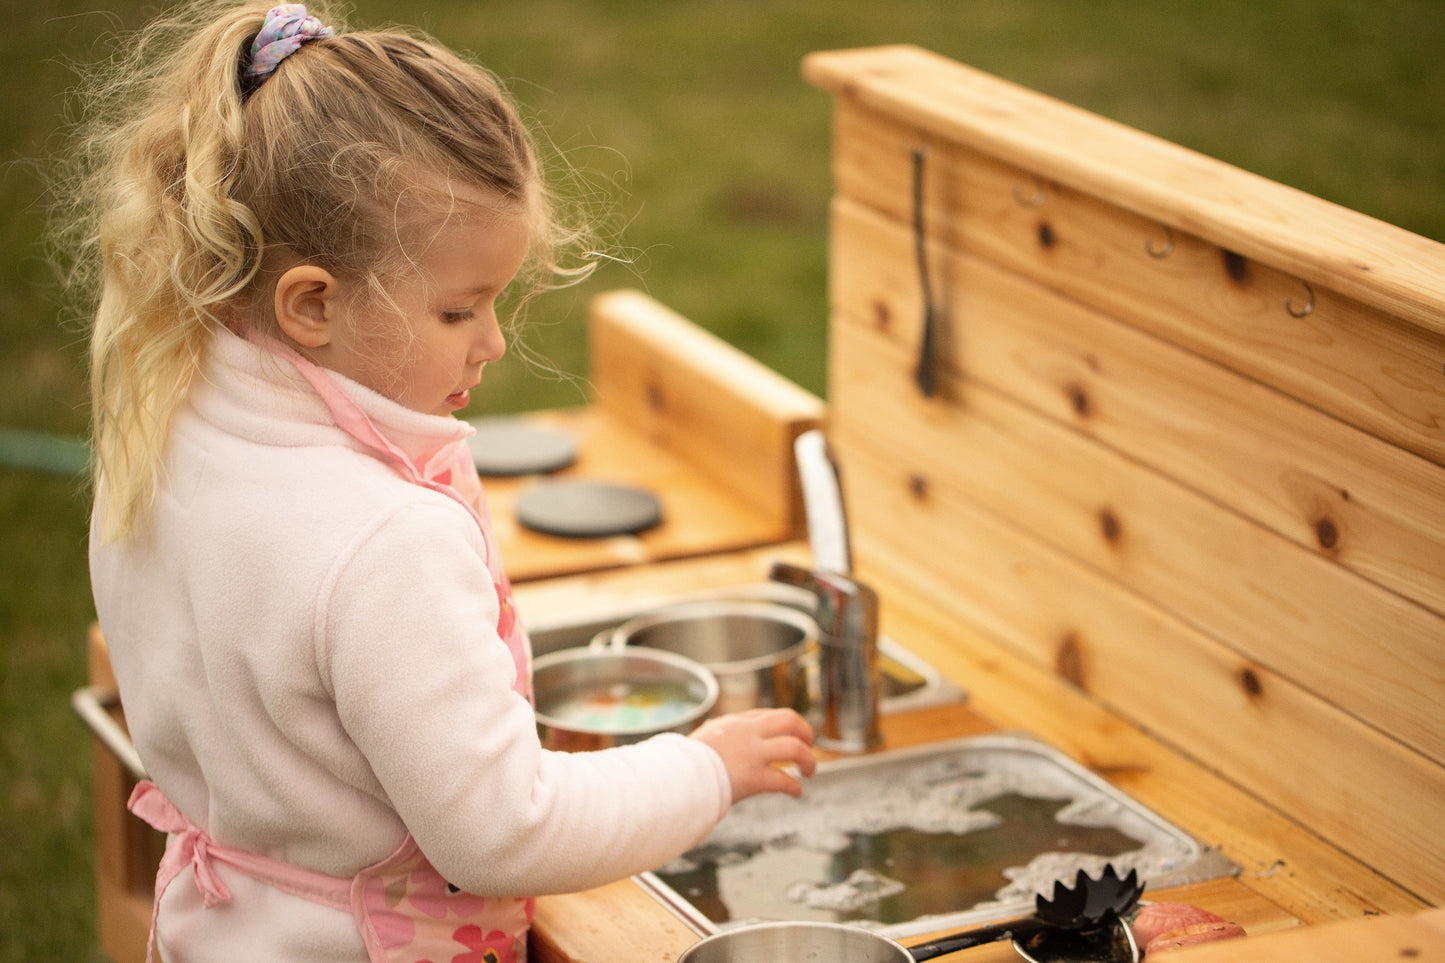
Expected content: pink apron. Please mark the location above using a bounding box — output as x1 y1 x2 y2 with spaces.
129 343 534 962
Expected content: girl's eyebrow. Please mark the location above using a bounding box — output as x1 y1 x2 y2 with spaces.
444 283 497 299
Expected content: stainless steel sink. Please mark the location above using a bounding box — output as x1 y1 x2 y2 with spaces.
523 581 965 715
638 733 1239 939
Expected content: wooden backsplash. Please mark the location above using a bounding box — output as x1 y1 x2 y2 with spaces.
805 46 1445 904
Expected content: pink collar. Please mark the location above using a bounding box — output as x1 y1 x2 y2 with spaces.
253 333 487 535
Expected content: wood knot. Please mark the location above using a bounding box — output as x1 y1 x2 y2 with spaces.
1065 382 1091 418
1314 516 1339 550
1098 508 1122 545
1240 666 1264 699
1222 249 1249 283
1399 948 1421 959
873 299 892 331
1055 632 1086 689
645 381 666 413
907 473 930 501
1037 221 1057 249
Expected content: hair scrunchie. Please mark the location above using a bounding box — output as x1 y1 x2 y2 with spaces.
244 4 334 84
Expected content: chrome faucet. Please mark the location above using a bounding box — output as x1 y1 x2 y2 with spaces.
770 561 881 753
773 429 882 752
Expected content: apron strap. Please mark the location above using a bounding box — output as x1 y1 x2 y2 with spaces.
260 335 492 548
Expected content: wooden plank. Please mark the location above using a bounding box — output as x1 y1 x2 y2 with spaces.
532 878 698 963
829 197 1445 617
829 430 1445 903
823 98 1445 469
587 289 825 534
1145 907 1445 962
802 45 1445 338
87 626 152 963
94 876 153 963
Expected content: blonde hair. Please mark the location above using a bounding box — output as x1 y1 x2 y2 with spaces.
56 0 592 541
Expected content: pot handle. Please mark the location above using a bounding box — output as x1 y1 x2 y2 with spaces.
907 918 1044 962
587 627 624 651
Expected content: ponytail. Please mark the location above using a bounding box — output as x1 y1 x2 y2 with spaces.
62 3 283 541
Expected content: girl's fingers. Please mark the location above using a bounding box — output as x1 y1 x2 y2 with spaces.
766 734 818 777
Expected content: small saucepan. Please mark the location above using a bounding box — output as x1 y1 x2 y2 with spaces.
675 918 1138 963
532 646 718 752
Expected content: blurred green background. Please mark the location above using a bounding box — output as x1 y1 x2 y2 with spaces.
3 1 1443 959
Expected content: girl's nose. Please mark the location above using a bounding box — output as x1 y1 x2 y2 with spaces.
472 313 507 364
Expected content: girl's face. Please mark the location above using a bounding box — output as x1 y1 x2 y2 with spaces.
326 201 531 417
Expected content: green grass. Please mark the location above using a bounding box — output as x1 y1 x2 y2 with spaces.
3 1 1443 959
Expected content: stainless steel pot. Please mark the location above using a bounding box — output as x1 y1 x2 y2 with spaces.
677 922 912 963
601 600 818 716
676 919 1139 963
532 646 718 751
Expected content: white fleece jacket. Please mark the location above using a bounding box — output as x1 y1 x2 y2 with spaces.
90 328 730 962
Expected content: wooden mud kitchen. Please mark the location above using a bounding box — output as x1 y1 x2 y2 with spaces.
77 45 1444 963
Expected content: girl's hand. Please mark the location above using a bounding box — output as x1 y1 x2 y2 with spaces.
689 708 817 803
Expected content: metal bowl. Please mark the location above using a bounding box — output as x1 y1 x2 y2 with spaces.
603 600 819 716
532 646 719 751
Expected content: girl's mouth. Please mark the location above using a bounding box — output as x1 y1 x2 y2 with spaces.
445 388 470 410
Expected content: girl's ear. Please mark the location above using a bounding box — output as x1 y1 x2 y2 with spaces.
274 265 343 349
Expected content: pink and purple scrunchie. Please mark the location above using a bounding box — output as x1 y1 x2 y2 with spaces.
243 3 333 83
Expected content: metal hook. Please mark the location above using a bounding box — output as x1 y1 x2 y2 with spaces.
1146 224 1175 259
1012 173 1047 208
1286 280 1315 318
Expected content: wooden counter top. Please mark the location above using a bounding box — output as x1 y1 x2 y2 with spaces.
513 544 1438 963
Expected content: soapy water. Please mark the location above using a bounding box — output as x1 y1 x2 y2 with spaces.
653 740 1199 931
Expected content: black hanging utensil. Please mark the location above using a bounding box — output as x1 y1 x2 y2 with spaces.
912 146 939 398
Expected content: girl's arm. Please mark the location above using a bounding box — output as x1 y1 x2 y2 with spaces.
318 497 748 896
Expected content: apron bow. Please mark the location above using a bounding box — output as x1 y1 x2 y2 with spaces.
129 781 233 908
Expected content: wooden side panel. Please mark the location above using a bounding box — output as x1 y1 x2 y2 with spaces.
88 625 154 963
587 289 825 534
829 302 1445 767
826 99 1445 469
807 50 1445 900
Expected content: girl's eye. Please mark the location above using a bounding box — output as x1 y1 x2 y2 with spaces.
441 309 476 324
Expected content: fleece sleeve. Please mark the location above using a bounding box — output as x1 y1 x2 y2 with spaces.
316 497 731 896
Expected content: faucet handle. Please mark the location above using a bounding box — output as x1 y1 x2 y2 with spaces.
768 561 878 644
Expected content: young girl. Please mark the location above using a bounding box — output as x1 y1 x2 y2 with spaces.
69 3 816 961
